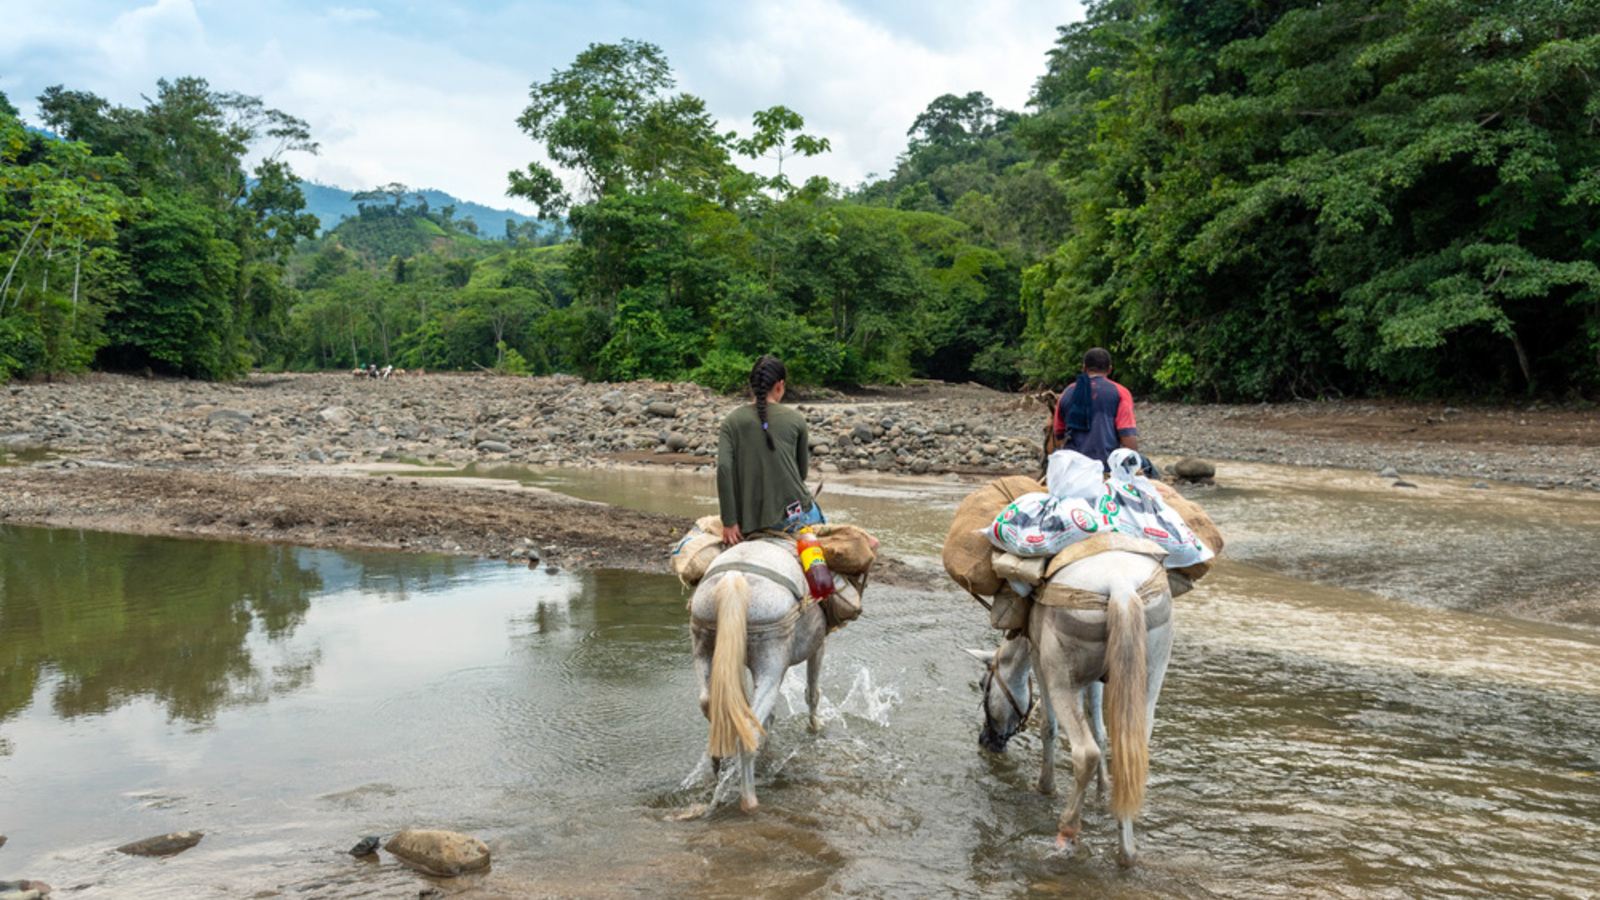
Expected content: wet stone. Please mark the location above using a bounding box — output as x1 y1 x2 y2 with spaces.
383 829 490 877
116 830 204 857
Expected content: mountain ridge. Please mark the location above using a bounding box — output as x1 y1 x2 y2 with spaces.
298 181 544 236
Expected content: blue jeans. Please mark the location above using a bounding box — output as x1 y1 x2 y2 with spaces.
778 501 825 533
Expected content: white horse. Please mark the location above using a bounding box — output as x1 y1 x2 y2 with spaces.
969 548 1175 866
689 539 828 812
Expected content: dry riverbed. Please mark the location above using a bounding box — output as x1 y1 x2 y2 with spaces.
2 371 1598 579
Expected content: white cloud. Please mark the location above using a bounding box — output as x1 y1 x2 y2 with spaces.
3 0 1080 213
100 0 211 80
326 7 380 25
688 0 1071 188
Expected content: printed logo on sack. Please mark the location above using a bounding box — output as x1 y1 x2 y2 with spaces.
1070 508 1096 532
1024 534 1047 546
1100 497 1120 517
1143 526 1170 540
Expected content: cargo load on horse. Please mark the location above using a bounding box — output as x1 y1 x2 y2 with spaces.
671 516 878 632
942 452 1222 630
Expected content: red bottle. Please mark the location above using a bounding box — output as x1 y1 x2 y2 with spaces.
795 527 835 599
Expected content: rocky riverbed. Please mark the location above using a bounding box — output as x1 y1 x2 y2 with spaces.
1 371 1597 574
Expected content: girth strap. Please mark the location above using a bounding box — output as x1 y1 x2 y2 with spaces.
702 559 806 604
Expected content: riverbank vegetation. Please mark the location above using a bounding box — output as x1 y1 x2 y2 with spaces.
3 0 1598 399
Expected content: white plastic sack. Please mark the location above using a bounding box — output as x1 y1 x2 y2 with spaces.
987 492 1103 558
1045 449 1106 502
1102 449 1214 568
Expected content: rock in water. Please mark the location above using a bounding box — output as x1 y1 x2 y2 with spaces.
348 835 382 857
115 831 204 856
383 829 490 876
0 879 51 899
1172 457 1216 480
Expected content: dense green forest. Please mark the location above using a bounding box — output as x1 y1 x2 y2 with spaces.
4 0 1599 399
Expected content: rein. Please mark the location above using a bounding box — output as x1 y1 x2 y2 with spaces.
986 650 1035 732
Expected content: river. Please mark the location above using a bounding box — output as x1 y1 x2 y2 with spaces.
1 461 1597 899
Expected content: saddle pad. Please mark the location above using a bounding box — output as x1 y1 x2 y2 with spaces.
702 558 806 603
1036 563 1170 611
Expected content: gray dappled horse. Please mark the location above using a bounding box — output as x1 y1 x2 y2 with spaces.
690 539 827 812
969 548 1175 866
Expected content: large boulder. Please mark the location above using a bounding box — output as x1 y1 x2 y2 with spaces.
383 829 490 877
1171 457 1216 481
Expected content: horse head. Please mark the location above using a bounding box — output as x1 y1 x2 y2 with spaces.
966 635 1033 754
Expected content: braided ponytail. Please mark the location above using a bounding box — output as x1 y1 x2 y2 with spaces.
749 354 787 451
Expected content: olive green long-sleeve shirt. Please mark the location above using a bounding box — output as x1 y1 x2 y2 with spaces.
716 402 812 533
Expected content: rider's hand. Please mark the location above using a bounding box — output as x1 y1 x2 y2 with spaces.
721 524 744 545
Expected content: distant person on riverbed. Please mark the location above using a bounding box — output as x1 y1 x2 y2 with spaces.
716 355 823 545
1052 347 1157 477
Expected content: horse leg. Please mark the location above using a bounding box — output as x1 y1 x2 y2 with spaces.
734 638 792 812
1036 621 1099 852
805 641 825 732
1085 681 1109 798
1053 682 1100 852
1031 641 1058 797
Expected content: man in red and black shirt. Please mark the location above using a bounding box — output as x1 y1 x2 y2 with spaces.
1051 347 1141 471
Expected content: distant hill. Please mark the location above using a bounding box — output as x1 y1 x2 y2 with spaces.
298 181 545 237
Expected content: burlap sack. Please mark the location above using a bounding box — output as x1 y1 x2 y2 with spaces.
822 581 863 631
992 551 1047 586
670 515 727 585
989 582 1031 631
810 523 878 575
1151 482 1224 581
942 475 1044 596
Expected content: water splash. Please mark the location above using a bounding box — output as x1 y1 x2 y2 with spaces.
779 665 900 727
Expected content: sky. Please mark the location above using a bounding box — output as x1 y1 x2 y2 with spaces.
1 0 1083 215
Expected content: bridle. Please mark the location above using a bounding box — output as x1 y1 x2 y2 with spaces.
982 649 1036 734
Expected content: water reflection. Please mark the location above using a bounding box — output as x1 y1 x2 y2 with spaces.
0 445 54 466
0 526 493 728
0 526 322 724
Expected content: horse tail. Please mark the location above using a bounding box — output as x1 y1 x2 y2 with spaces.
1105 581 1149 820
707 572 764 758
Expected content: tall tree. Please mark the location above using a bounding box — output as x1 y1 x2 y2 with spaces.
38 78 318 378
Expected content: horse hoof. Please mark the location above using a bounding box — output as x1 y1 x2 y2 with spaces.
740 796 759 813
1117 849 1137 868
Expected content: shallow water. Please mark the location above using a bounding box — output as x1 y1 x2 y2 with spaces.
2 461 1598 898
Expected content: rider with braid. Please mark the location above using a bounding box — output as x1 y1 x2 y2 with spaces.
716 355 823 545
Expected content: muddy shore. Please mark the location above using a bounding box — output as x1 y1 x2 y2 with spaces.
2 372 1598 579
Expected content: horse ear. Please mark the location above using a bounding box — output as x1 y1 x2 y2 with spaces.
963 648 994 665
